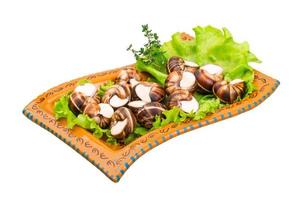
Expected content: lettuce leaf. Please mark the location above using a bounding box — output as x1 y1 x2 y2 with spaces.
73 114 108 139
77 79 90 86
54 95 108 138
152 107 189 130
152 93 222 129
97 80 115 97
105 131 118 145
192 93 222 120
124 123 148 145
162 25 261 92
136 60 168 85
54 95 76 129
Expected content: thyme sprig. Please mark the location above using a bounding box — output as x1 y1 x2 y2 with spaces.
127 24 166 70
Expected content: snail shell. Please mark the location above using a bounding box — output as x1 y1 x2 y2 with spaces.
136 102 166 129
127 100 147 114
165 69 197 94
167 56 199 74
116 66 141 83
74 83 97 97
82 96 100 107
82 102 114 128
69 83 98 115
98 103 114 128
167 89 199 113
110 107 136 140
132 82 165 103
102 84 131 109
69 92 87 115
195 64 223 93
167 56 185 73
213 79 246 104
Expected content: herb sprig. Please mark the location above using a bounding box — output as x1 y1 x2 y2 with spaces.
127 24 167 72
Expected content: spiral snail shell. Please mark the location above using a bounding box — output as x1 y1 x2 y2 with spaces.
135 102 166 129
116 66 141 84
195 64 223 93
132 81 165 103
213 79 246 104
102 84 131 109
167 89 199 113
110 107 136 139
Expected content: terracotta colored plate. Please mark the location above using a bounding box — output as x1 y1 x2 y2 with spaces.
22 64 279 182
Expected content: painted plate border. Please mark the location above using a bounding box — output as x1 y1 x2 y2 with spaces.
22 65 280 182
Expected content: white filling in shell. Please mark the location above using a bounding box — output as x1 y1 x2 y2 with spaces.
180 96 199 113
130 78 140 87
128 100 146 108
230 79 244 85
180 71 196 89
111 119 128 136
184 60 199 67
109 95 128 108
75 83 97 97
99 103 114 118
201 64 223 75
135 84 152 102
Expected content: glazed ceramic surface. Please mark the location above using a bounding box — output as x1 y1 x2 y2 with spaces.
23 64 279 182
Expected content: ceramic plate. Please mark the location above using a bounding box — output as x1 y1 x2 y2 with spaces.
23 64 279 182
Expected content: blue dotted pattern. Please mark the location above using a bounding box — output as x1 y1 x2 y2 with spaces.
23 79 280 183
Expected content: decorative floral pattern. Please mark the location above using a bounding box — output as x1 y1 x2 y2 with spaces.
23 66 279 183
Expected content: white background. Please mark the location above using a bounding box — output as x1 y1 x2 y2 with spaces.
0 0 299 199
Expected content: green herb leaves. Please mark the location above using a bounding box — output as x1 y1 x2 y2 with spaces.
128 24 168 85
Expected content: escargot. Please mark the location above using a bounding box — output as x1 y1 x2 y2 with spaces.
116 66 141 84
167 56 199 73
136 102 166 129
74 83 97 97
102 84 131 109
195 64 223 93
82 102 114 128
132 81 165 103
127 100 147 114
167 56 185 73
68 83 98 115
167 89 199 113
110 107 136 140
213 79 246 104
69 91 87 115
165 68 197 94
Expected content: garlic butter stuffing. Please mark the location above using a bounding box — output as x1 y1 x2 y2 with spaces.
54 24 260 145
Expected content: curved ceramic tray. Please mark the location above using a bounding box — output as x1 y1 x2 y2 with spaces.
23 64 279 182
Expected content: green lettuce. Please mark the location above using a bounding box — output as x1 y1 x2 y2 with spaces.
54 95 108 138
97 80 115 97
136 60 167 85
73 114 109 139
162 33 197 61
77 79 90 86
54 95 76 129
192 93 223 120
162 25 261 90
124 123 148 145
152 93 222 129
